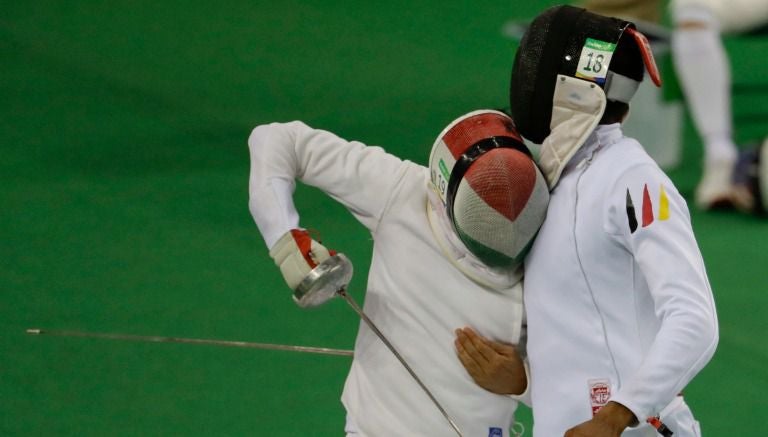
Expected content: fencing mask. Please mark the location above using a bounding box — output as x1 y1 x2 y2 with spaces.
511 5 662 145
428 110 549 270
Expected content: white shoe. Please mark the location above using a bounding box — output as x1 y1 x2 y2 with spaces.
695 159 735 210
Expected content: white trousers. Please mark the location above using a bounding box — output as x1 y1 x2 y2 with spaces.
670 0 768 33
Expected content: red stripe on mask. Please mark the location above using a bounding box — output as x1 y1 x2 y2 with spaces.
441 113 522 159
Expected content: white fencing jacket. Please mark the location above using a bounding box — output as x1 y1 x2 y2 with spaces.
248 121 525 436
524 124 718 436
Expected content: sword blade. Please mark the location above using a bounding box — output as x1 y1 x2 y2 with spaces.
25 328 354 357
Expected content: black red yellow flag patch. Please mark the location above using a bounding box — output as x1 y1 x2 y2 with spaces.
626 184 670 233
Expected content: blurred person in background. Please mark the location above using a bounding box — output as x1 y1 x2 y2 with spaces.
670 0 768 209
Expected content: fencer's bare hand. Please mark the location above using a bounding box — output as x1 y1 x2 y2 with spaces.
563 418 620 437
564 402 636 437
454 327 526 395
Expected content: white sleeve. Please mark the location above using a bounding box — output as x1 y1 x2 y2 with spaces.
605 163 719 420
248 121 407 249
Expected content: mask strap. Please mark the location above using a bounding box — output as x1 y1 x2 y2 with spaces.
626 27 662 87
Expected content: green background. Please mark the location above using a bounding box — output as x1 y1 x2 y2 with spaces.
2 1 766 435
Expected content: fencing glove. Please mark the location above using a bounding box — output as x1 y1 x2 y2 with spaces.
269 229 336 291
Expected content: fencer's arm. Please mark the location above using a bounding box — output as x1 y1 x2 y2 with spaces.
564 402 636 437
248 123 302 249
248 121 406 249
606 164 719 422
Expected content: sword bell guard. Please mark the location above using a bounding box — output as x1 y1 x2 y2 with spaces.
293 254 353 308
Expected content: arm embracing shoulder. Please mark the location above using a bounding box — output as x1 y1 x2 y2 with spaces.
248 121 406 249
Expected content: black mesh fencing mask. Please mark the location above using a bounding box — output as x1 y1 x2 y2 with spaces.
510 5 661 144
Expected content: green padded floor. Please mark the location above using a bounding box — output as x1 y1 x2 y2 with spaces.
2 1 766 435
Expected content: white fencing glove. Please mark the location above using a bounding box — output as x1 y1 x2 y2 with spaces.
269 229 337 291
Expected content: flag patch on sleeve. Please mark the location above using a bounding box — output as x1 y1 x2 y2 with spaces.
642 184 654 227
626 183 670 233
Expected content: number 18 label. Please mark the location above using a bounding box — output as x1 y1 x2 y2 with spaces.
575 38 616 85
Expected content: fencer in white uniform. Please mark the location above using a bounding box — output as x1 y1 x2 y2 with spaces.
247 111 549 436
508 6 719 436
525 124 718 436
